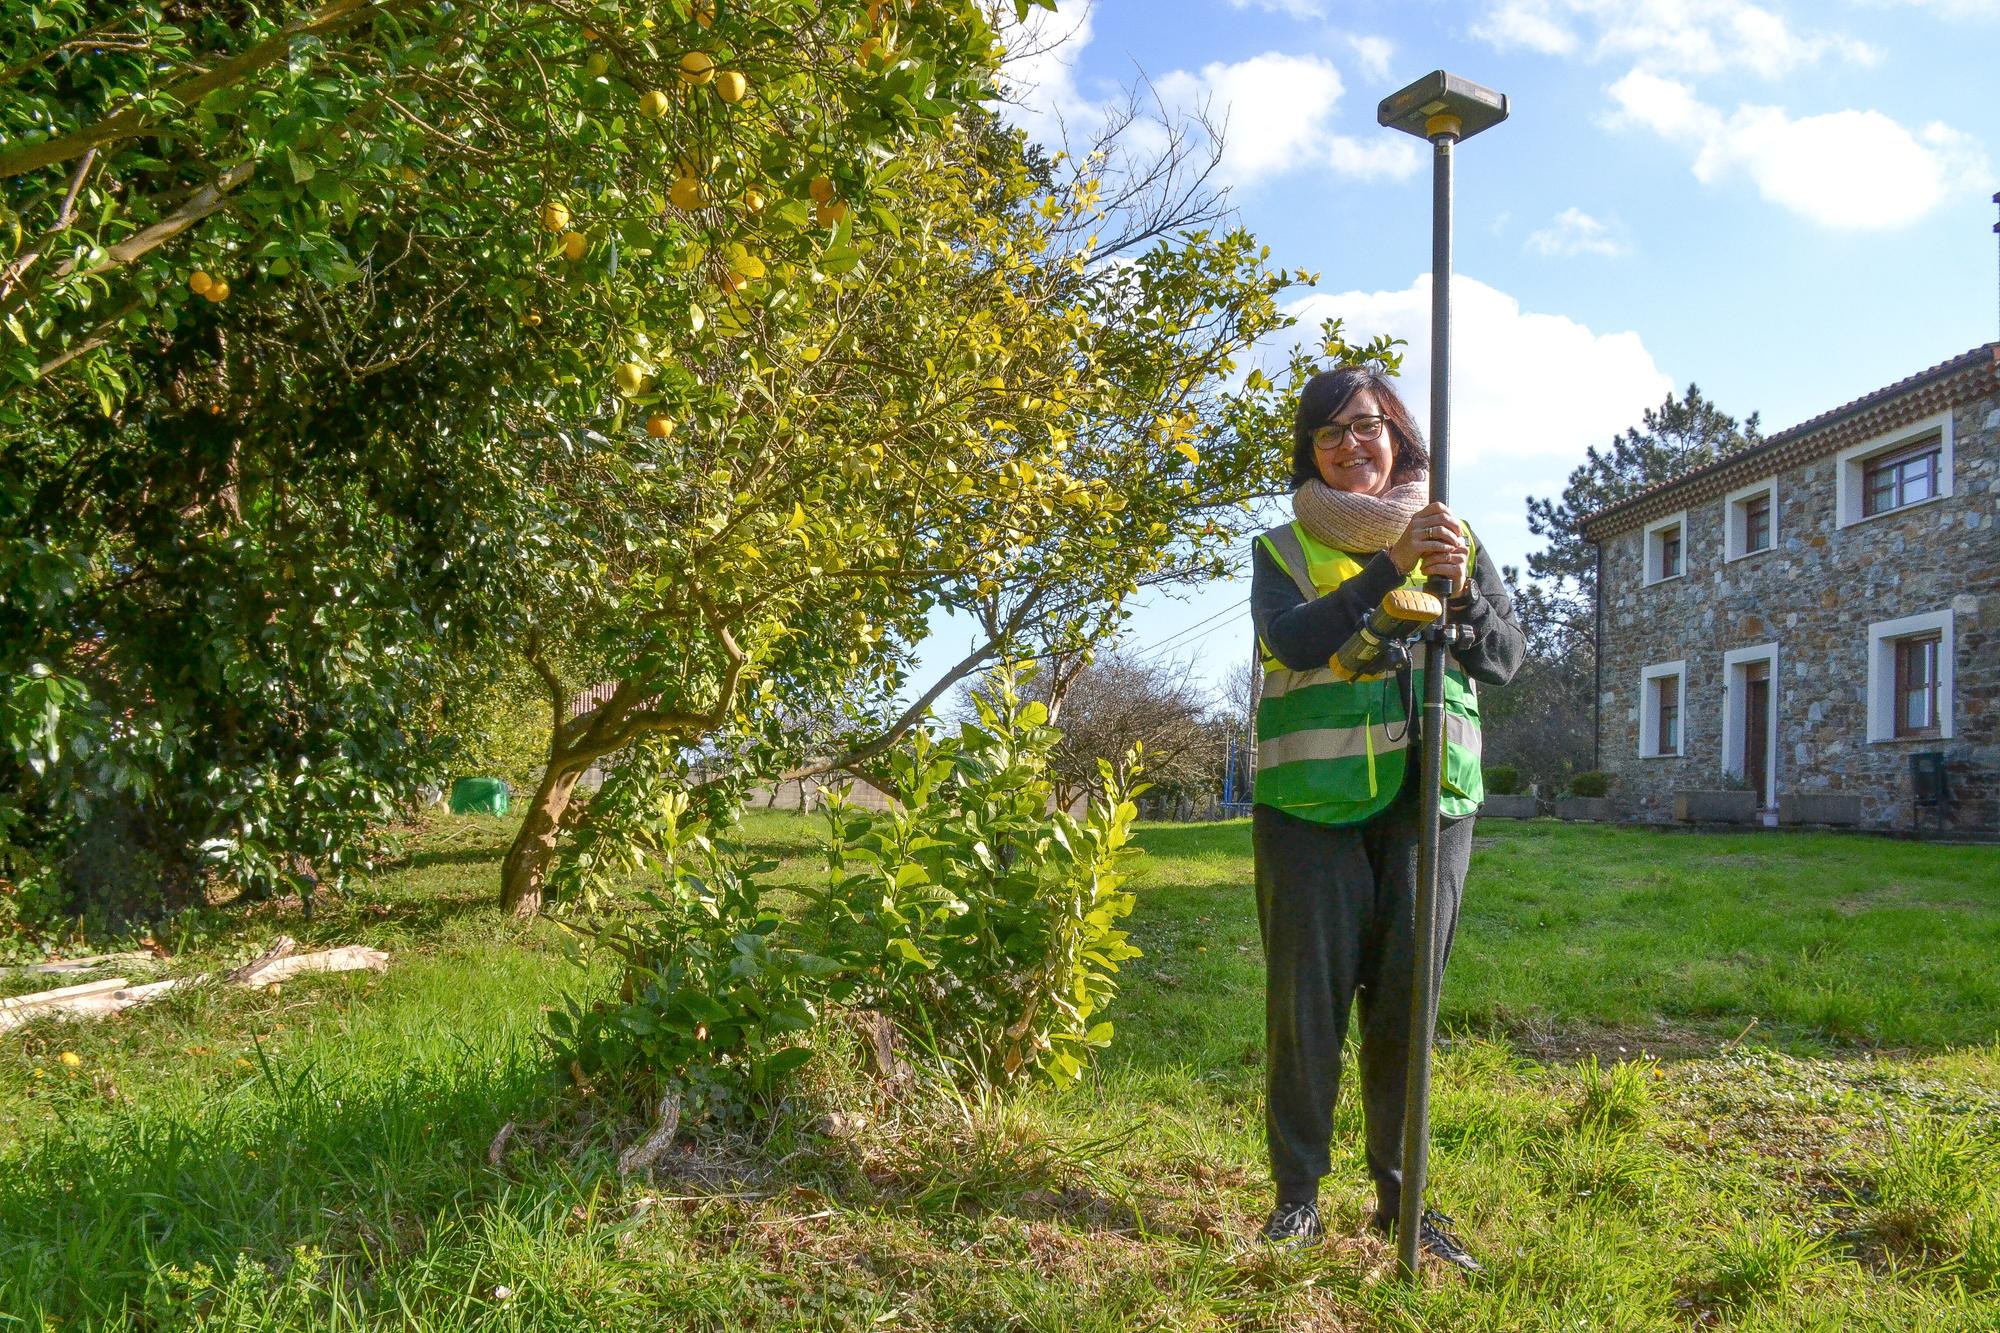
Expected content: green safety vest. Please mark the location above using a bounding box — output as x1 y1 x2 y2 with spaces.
1253 520 1485 825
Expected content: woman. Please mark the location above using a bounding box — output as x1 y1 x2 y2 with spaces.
1250 365 1524 1268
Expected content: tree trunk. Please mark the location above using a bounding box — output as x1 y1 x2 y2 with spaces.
499 762 584 918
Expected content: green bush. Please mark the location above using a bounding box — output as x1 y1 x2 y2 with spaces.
547 667 1146 1127
548 792 830 1124
1483 763 1522 796
820 670 1144 1084
1568 770 1613 798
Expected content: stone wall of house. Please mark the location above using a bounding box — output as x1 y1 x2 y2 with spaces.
1597 388 1999 832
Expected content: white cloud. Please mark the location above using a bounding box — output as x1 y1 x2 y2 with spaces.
1154 53 1422 188
999 8 1417 189
1342 33 1396 82
1473 0 1877 78
1607 70 1990 230
1471 0 1580 54
1526 207 1631 257
1276 275 1673 568
997 0 1101 145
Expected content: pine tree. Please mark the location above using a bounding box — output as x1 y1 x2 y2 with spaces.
1486 385 1762 788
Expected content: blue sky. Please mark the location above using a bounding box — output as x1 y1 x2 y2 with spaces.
909 0 1998 704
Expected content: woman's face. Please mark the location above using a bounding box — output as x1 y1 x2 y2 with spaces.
1311 387 1395 496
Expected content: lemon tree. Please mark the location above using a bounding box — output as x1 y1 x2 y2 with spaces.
493 108 1328 914
0 0 1027 918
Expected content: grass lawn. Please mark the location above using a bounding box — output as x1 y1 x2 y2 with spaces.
2 814 1997 1330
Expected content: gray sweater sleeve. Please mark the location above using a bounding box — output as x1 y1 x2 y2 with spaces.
1447 542 1527 686
1249 530 1526 685
1250 539 1405 672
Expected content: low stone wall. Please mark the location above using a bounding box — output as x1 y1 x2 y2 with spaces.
1556 796 1616 821
1480 794 1539 819
1778 792 1865 826
1675 790 1758 824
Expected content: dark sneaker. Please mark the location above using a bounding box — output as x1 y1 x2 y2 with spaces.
1261 1201 1324 1247
1371 1209 1482 1274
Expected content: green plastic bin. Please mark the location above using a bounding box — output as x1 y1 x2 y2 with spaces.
449 776 511 816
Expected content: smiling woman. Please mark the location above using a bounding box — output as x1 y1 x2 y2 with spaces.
1242 363 1525 1263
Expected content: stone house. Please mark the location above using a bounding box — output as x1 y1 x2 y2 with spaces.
1581 343 1999 833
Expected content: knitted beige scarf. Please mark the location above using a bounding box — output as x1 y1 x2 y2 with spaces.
1292 475 1429 554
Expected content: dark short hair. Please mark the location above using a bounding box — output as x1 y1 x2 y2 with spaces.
1290 366 1430 489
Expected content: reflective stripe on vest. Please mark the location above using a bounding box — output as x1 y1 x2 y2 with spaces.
1253 519 1485 825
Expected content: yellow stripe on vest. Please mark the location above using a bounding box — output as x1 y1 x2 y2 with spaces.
1254 711 1482 771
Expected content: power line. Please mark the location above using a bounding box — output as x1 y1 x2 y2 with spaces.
1129 604 1251 662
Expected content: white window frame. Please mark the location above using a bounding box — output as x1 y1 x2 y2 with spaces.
1867 610 1954 742
1720 643 1779 805
1835 410 1953 529
1642 510 1689 586
1723 478 1778 561
1639 660 1686 758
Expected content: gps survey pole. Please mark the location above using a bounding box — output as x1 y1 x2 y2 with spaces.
1376 71 1508 1282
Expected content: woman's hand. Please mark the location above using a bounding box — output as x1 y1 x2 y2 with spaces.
1387 502 1469 594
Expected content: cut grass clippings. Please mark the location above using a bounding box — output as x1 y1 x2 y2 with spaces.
2 812 1996 1330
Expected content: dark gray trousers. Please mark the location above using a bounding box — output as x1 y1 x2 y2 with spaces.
1253 780 1474 1216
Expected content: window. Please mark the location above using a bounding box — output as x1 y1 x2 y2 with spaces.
1724 479 1777 561
1836 411 1953 528
1642 511 1688 586
1743 493 1771 551
1639 660 1686 758
1893 633 1941 738
1866 611 1954 742
1863 443 1940 517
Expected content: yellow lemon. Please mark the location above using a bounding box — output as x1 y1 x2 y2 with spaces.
814 199 848 227
640 88 670 118
645 414 675 438
59 1051 82 1068
670 175 704 211
540 200 570 232
188 270 214 295
808 174 835 204
693 1 715 28
679 51 715 84
561 230 587 260
616 362 648 396
714 70 747 103
741 186 766 214
203 279 230 302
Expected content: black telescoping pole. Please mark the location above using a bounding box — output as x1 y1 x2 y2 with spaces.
1396 115 1458 1283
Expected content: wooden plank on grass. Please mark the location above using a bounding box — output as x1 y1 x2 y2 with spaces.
0 976 133 1012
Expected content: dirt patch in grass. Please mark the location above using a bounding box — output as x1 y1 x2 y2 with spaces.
1831 883 1986 916
1482 1018 1733 1064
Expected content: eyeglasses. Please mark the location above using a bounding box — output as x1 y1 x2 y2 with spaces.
1312 415 1386 450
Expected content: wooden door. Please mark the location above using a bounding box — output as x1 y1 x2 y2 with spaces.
1743 663 1771 807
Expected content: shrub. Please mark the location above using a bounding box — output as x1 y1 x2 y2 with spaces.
821 670 1144 1084
547 666 1147 1129
1483 764 1522 796
546 793 831 1124
1568 770 1613 798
